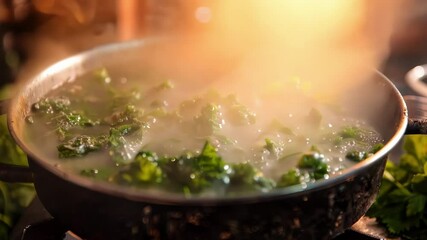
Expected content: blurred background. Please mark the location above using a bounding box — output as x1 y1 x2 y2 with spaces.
0 0 426 91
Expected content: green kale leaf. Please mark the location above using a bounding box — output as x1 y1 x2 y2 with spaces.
297 149 328 180
194 104 223 136
194 141 226 180
107 124 142 163
57 135 106 158
31 97 100 140
158 141 228 194
339 126 361 139
345 143 384 162
104 105 144 127
224 95 256 126
228 163 275 192
116 151 163 186
277 169 301 187
31 97 70 114
345 150 368 162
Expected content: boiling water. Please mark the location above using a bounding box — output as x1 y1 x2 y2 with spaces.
24 67 383 193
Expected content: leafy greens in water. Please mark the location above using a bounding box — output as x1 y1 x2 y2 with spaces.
27 67 385 196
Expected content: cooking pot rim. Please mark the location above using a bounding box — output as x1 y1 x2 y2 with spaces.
7 39 409 206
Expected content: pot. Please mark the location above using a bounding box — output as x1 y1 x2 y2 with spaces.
0 39 417 240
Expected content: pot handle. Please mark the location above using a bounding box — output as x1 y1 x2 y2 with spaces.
0 163 33 183
404 66 427 134
404 95 427 134
0 99 34 183
406 64 427 96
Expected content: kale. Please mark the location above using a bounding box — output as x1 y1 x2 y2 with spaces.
108 124 140 147
193 141 226 180
52 111 100 140
158 142 228 193
94 67 111 83
116 151 163 186
154 80 174 91
298 152 323 169
104 105 144 126
110 140 335 195
370 143 384 154
117 88 141 104
224 95 256 126
31 96 100 140
102 106 145 163
366 136 427 239
229 163 257 184
31 74 145 163
27 70 389 200
157 142 275 194
158 154 200 191
57 135 107 158
252 176 276 192
263 138 284 159
264 138 276 154
95 68 142 109
339 126 361 139
194 104 223 136
31 97 70 114
185 141 228 192
62 112 99 127
345 151 368 162
107 124 143 163
277 169 301 187
228 163 275 192
345 143 385 162
54 111 99 128
297 149 329 180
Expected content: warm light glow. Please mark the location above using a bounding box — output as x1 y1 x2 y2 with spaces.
117 0 144 41
185 0 404 98
20 0 405 103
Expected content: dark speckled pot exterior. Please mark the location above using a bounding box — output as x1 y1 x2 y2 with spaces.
7 39 407 240
31 155 386 240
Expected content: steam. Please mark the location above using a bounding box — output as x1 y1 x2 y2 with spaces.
160 0 405 99
18 0 409 181
18 0 407 117
137 0 408 176
19 0 405 93
15 0 116 84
